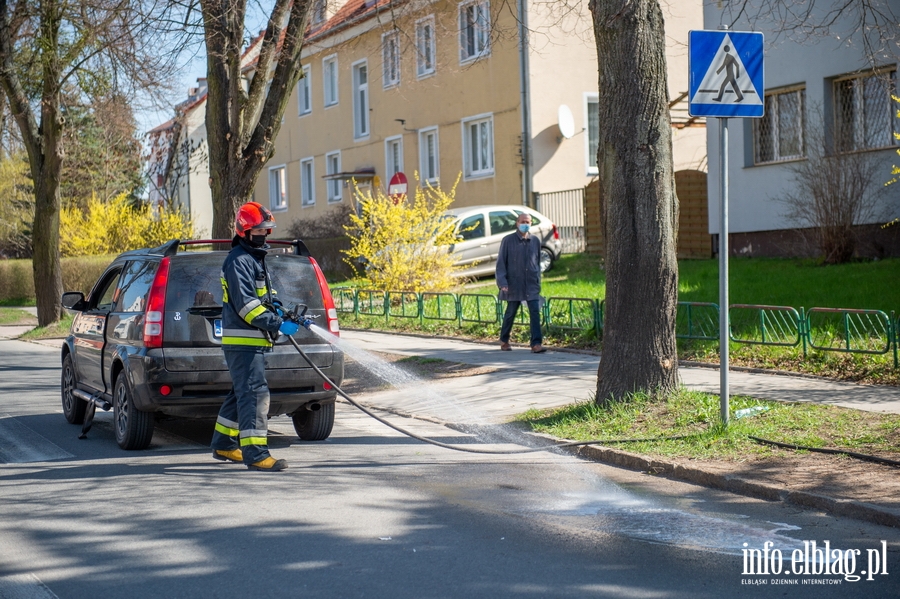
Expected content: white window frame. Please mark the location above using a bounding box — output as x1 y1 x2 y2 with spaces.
418 126 440 184
461 113 494 180
459 1 490 64
323 54 338 107
300 157 316 207
385 135 404 178
382 31 400 89
584 92 599 176
753 86 806 165
416 16 436 78
268 165 288 211
325 151 342 203
298 64 312 116
833 68 898 153
352 59 370 140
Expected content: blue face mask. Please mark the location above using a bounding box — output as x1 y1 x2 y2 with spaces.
518 223 530 234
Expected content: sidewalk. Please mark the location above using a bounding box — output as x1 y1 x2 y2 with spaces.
340 329 900 528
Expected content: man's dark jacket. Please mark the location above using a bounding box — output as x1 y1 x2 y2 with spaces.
495 231 542 301
220 236 282 350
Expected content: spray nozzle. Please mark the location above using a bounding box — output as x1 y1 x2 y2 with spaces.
285 303 315 330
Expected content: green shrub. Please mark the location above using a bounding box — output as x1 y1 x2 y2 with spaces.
0 255 115 303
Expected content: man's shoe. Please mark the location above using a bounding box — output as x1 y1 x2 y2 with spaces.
248 457 288 472
500 342 511 351
212 448 243 463
531 344 547 354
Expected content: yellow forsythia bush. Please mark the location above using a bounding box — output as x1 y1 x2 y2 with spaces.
60 193 194 257
343 176 462 293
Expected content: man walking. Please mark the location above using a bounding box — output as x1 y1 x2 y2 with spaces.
210 201 299 472
496 212 545 353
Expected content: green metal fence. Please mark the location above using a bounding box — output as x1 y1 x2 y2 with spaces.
331 288 899 367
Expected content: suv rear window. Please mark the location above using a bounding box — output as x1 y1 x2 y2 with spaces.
165 252 325 312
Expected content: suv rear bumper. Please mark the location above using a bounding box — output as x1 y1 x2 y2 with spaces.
129 352 343 417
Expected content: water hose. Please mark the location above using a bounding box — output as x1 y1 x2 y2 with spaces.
748 436 900 468
286 335 699 455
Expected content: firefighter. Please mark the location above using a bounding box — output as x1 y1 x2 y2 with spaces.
210 201 299 471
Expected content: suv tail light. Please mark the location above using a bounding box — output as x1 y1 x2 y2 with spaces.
552 223 560 240
144 257 171 349
309 257 340 336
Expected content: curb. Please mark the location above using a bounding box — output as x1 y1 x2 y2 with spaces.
344 397 900 529
567 443 900 529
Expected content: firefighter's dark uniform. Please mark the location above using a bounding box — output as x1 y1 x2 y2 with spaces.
210 236 283 466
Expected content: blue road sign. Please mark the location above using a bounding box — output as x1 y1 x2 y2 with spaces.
689 30 764 118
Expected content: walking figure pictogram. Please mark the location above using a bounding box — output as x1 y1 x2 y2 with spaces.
713 45 744 103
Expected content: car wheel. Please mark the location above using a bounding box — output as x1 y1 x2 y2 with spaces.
61 354 87 425
539 247 554 273
113 374 154 450
292 402 334 441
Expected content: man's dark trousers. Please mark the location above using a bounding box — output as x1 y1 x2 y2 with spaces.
499 299 542 347
210 348 272 465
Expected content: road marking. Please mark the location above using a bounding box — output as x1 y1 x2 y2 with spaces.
0 573 59 599
0 417 73 464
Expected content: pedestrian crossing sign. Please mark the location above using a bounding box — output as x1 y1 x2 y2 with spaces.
689 30 764 118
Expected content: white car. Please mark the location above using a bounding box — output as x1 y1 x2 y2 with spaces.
445 205 563 278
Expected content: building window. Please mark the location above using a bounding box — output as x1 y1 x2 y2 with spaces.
312 0 326 25
326 151 342 203
382 32 400 88
353 60 369 139
301 158 315 207
834 69 897 153
585 94 599 175
754 87 805 164
269 166 287 211
462 114 494 178
323 55 338 107
298 64 311 116
385 136 403 178
416 16 436 78
459 1 490 63
419 127 440 183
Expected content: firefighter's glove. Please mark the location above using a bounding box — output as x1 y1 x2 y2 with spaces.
271 299 285 317
279 320 300 337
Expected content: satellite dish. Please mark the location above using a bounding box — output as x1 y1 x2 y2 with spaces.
557 104 575 139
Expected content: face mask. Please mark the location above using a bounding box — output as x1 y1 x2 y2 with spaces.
247 234 267 248
518 223 530 234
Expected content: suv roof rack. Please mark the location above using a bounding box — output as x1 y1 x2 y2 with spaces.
119 239 181 258
179 239 311 256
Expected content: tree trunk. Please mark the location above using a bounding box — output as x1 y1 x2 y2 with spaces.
201 0 311 240
589 0 679 403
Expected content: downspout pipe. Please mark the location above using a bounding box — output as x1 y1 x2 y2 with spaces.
517 0 533 207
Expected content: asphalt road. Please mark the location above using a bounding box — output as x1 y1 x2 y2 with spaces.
0 337 898 598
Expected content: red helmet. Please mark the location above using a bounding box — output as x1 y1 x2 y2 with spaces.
235 202 276 237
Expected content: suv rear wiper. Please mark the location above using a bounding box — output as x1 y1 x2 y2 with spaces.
187 306 223 317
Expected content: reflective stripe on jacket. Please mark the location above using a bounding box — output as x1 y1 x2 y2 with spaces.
220 237 282 349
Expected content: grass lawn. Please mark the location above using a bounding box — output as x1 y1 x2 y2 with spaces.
0 307 37 325
516 388 900 461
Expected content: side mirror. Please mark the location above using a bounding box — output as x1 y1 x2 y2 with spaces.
61 291 86 311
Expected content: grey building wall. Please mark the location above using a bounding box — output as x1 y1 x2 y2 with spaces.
703 1 900 241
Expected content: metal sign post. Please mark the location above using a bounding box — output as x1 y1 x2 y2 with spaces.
688 29 764 426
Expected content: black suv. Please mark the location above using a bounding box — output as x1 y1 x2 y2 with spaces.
60 239 344 450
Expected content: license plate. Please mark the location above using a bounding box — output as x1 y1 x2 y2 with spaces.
214 319 222 338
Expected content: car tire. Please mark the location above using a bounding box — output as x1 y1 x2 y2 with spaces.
292 401 334 441
61 354 87 425
113 373 155 450
539 247 554 273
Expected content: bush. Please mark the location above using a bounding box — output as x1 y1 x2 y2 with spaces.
0 255 114 303
342 176 462 292
60 192 193 257
0 155 34 258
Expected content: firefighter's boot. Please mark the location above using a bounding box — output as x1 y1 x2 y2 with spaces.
213 448 244 463
248 456 288 472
